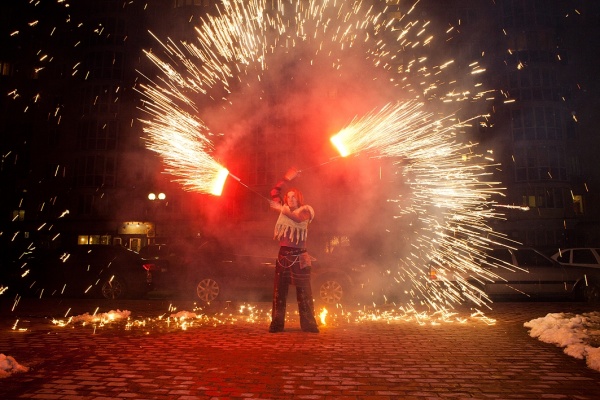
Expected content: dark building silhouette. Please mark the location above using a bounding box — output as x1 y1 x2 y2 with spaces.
465 0 600 249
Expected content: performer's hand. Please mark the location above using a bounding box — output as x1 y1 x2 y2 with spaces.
283 167 299 181
270 200 283 211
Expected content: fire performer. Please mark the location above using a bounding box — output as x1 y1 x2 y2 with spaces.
268 168 319 333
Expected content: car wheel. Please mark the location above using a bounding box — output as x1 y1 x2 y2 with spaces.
317 278 344 304
196 278 220 302
101 275 127 299
583 283 600 304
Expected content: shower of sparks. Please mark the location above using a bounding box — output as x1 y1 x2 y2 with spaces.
137 80 231 195
330 100 461 159
39 302 495 333
138 0 514 309
9 0 586 314
138 0 477 194
327 99 517 310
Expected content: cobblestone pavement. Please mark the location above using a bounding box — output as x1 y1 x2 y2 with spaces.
0 298 599 399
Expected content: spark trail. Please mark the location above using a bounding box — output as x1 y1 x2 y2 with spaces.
328 99 511 310
138 0 509 310
137 76 229 195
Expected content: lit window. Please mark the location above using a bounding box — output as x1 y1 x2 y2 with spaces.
11 210 25 221
573 195 583 214
0 61 11 76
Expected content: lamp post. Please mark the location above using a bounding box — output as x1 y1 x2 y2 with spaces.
147 192 167 242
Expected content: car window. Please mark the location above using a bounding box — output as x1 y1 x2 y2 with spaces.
514 249 553 267
140 245 169 258
488 249 512 265
555 250 571 263
572 249 597 264
198 240 225 255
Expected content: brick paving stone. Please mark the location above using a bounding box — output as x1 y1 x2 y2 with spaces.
0 299 599 399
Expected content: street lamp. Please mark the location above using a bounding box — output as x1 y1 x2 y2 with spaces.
147 192 167 243
148 192 166 201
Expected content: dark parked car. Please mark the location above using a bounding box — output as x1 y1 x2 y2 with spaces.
5 245 155 299
428 247 600 303
311 245 407 305
139 243 190 281
143 240 276 302
141 239 395 305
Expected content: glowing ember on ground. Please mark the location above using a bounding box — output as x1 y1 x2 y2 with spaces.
39 303 496 334
319 308 328 326
51 309 131 327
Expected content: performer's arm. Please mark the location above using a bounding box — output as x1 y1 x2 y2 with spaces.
270 167 299 203
270 180 286 204
280 205 312 223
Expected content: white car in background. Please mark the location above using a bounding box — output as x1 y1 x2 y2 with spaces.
551 248 600 269
428 247 600 303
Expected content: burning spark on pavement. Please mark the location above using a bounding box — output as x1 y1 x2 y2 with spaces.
29 302 496 334
52 309 131 328
11 319 27 332
319 308 328 326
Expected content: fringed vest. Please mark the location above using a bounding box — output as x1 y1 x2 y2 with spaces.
273 205 314 244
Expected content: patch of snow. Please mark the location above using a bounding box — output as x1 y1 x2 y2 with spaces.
524 312 600 372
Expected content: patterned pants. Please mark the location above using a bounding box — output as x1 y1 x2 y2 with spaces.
269 247 319 332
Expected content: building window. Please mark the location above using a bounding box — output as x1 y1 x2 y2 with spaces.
88 17 126 46
572 195 584 215
324 235 351 255
511 106 563 141
174 0 204 7
514 145 566 182
78 194 94 215
78 235 112 245
77 119 118 151
81 84 122 115
0 61 12 76
520 187 564 209
12 210 25 221
74 155 116 188
507 66 559 102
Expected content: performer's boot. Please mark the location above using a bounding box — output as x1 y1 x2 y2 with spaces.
297 286 319 333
